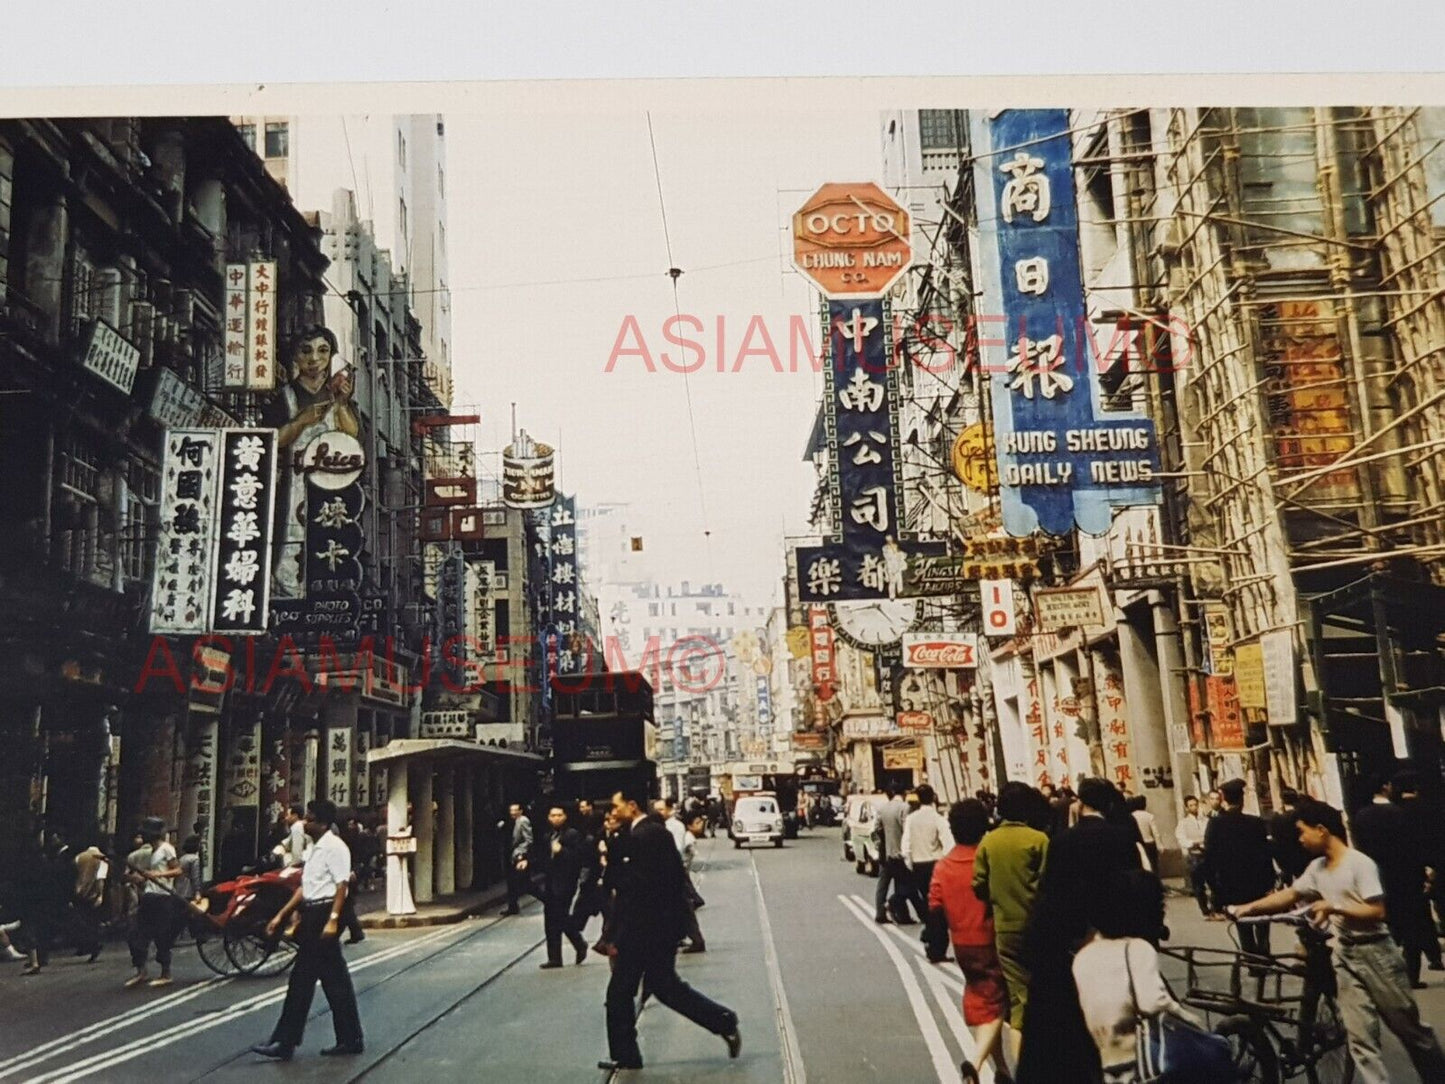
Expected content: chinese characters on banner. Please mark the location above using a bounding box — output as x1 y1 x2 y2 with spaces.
794 300 946 601
262 737 290 833
808 605 836 708
327 726 352 808
756 676 773 736
150 430 223 634
984 109 1161 536
81 319 141 395
223 717 262 806
1022 666 1052 789
211 431 277 634
1190 675 1246 751
222 262 278 391
354 729 371 808
301 475 366 646
1093 653 1135 793
181 718 219 880
547 496 586 675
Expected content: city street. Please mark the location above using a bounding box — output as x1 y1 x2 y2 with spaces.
5 829 1442 1082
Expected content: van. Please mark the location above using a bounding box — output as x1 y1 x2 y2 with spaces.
731 795 784 849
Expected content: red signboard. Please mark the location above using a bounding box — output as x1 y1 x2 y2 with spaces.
426 477 477 507
808 605 837 701
901 633 977 669
897 711 933 732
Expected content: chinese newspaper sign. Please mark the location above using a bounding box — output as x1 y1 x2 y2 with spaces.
793 299 945 601
81 319 140 395
211 431 277 634
983 109 1161 536
223 262 278 391
150 429 223 635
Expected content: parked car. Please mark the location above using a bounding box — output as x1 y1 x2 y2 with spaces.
731 794 785 849
841 794 887 876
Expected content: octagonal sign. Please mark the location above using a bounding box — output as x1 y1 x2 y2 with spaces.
792 182 913 299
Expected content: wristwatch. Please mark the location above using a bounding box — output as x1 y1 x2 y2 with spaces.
329 912 340 921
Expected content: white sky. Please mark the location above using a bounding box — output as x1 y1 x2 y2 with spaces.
448 108 882 607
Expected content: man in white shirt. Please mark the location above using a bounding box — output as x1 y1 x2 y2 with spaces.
251 799 365 1062
1174 794 1212 918
283 804 311 868
655 798 707 953
901 785 955 962
124 817 182 988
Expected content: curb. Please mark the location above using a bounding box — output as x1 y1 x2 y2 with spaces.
359 885 510 930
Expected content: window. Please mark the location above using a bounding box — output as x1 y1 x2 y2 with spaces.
264 122 289 159
66 248 97 337
237 124 256 152
399 198 408 243
438 164 445 198
918 109 965 151
120 458 158 584
398 130 407 168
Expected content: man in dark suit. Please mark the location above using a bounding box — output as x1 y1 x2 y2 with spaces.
1203 778 1277 961
1268 787 1311 887
1354 773 1443 987
599 785 741 1073
538 805 588 969
499 803 541 916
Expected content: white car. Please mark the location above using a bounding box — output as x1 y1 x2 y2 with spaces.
731 795 784 849
842 794 887 876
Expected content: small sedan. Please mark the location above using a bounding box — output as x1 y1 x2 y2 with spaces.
731 796 785 849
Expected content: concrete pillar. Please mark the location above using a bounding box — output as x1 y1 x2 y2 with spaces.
457 768 474 891
436 766 456 897
386 759 415 916
414 763 435 904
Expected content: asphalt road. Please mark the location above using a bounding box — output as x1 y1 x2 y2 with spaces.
3 829 1440 1081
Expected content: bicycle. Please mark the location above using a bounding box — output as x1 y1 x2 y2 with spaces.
1159 911 1353 1083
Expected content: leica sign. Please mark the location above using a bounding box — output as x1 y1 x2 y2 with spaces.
902 632 978 669
792 182 913 299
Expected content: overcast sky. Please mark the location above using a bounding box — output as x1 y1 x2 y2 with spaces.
447 108 882 607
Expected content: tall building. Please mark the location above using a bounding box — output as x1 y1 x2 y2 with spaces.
232 114 453 405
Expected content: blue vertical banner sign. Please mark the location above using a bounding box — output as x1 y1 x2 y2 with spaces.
794 300 945 602
985 109 1161 536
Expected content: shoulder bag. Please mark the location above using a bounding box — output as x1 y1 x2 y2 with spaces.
1124 939 1237 1083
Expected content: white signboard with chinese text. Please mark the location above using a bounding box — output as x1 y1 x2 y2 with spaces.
81 319 140 394
211 430 277 634
1033 585 1109 632
150 429 223 634
149 367 207 430
421 711 471 739
1261 630 1298 727
246 262 277 390
326 727 352 808
841 716 901 740
476 723 526 747
224 264 248 389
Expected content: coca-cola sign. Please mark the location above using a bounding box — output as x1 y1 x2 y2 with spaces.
902 632 978 669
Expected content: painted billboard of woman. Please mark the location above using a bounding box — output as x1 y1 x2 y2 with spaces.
260 326 360 598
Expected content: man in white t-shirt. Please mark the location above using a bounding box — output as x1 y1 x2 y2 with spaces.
125 816 182 989
1232 799 1445 1084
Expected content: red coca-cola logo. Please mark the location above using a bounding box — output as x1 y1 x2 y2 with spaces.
905 641 975 667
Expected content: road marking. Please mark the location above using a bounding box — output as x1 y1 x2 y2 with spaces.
847 896 967 995
838 894 961 1084
26 923 466 1084
751 852 807 1084
0 977 233 1079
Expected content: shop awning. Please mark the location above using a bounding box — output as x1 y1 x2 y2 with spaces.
365 738 544 767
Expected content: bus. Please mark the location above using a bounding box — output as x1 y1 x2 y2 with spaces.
549 670 658 804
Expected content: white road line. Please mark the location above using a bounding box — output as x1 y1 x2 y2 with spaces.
0 977 233 1078
27 923 467 1084
847 895 967 995
750 853 807 1084
838 895 961 1084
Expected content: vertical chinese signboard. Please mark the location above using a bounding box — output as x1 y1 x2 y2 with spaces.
549 496 585 674
327 726 352 808
808 605 836 708
211 431 278 633
150 430 223 635
1093 653 1136 793
223 262 278 391
983 109 1161 536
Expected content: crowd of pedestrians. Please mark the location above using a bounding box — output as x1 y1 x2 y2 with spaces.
881 771 1445 1084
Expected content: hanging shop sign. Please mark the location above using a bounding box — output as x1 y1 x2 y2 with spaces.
502 432 556 509
902 632 978 669
791 731 826 752
959 534 1045 581
786 625 812 661
1193 675 1246 750
882 745 925 772
1261 630 1298 727
1203 604 1233 677
1094 653 1136 793
211 430 278 634
150 429 223 634
791 182 913 300
296 430 365 491
425 477 478 506
81 318 140 395
1033 584 1109 632
794 299 946 601
900 551 970 597
896 711 934 732
808 605 837 701
983 109 1161 536
1234 641 1267 709
222 261 278 391
951 423 999 493
476 723 526 747
223 717 262 805
546 497 585 674
326 727 352 808
149 367 207 430
841 716 900 740
982 579 1017 637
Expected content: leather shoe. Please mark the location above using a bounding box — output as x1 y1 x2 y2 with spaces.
498 907 519 916
539 961 564 970
321 1042 364 1056
345 933 365 945
724 1026 742 1059
681 943 707 954
250 1042 293 1062
597 1059 643 1071
575 945 587 965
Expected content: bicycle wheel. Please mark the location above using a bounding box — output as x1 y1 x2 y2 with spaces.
224 926 297 976
1215 1015 1281 1084
195 925 235 976
1306 994 1355 1084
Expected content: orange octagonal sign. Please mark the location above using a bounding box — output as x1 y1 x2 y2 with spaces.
792 182 913 299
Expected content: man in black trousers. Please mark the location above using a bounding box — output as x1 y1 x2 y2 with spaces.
599 785 742 1073
250 799 364 1062
1203 778 1277 964
538 804 589 968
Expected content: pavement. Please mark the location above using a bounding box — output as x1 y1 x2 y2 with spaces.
4 829 1444 1082
354 883 510 929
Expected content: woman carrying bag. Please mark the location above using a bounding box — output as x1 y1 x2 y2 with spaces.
1073 870 1238 1083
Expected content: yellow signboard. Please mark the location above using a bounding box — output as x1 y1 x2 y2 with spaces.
1235 642 1267 710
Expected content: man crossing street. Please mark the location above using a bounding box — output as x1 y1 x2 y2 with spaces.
500 803 541 916
538 804 589 968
